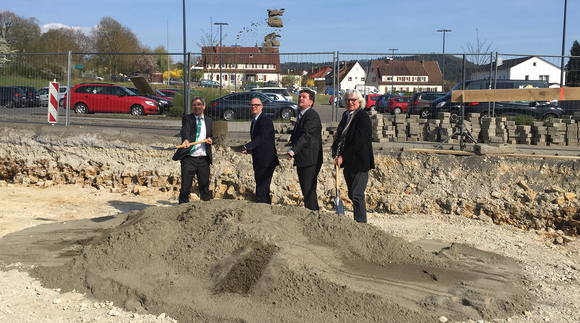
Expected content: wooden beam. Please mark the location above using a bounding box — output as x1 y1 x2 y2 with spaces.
451 87 580 103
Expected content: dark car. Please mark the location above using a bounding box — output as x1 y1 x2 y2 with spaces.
386 96 411 114
64 83 159 116
429 79 562 122
364 94 381 111
210 92 299 121
375 93 399 112
325 87 342 95
14 86 41 107
0 86 26 108
126 87 172 114
407 92 447 118
200 79 219 88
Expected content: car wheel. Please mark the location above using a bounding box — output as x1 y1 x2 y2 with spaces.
392 107 402 115
130 105 145 116
369 105 375 111
449 110 459 123
542 113 559 121
223 109 235 121
420 108 430 119
74 103 89 114
59 99 64 107
280 107 294 120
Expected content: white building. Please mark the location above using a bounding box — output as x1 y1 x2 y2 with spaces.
471 56 564 85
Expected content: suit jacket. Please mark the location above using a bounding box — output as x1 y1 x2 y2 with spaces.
172 113 213 163
290 108 323 168
244 113 280 169
332 110 375 173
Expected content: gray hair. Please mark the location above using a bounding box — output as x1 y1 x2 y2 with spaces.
343 89 366 109
191 96 206 106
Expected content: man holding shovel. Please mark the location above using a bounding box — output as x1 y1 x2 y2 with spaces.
172 96 213 204
332 89 374 223
241 97 279 204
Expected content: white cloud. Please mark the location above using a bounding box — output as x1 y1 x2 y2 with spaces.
41 23 94 35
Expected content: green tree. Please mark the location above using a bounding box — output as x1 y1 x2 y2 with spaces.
0 10 40 53
462 28 496 79
91 16 141 76
37 28 87 53
565 40 580 87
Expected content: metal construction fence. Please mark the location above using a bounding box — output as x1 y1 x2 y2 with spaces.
0 51 579 138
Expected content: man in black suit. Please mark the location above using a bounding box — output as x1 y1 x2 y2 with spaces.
242 97 280 204
332 89 375 223
172 96 213 204
288 89 323 211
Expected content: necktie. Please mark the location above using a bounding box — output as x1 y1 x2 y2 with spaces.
190 116 202 153
251 118 256 137
296 113 303 128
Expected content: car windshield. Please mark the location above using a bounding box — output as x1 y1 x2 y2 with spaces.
121 87 137 96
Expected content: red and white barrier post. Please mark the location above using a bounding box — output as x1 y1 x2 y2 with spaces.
48 82 59 124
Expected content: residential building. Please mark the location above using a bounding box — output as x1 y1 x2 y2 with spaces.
325 61 367 91
367 59 443 93
200 45 281 89
472 56 564 85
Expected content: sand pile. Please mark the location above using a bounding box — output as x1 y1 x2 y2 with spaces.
31 200 531 322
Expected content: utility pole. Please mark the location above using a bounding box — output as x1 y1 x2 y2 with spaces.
214 22 228 95
388 49 398 93
437 29 451 91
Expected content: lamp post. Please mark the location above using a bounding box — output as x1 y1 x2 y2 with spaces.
182 0 189 114
560 0 567 87
437 29 451 91
388 48 398 93
167 20 169 85
214 22 228 95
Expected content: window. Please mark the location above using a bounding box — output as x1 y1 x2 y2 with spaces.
348 77 352 81
269 64 274 69
361 77 365 82
533 62 537 67
540 75 549 82
525 75 529 80
257 64 262 69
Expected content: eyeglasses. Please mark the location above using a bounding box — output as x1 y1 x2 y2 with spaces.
346 98 358 103
249 104 262 107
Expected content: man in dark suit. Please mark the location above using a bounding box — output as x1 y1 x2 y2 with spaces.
288 89 323 211
242 97 280 204
172 96 213 204
332 89 375 223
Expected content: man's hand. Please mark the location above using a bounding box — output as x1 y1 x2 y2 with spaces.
287 151 294 160
335 156 343 167
206 137 213 145
182 140 190 147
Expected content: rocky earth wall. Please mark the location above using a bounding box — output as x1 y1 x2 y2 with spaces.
1 125 579 240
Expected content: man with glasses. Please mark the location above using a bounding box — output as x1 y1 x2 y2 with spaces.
241 97 279 203
172 96 213 204
288 89 323 211
332 89 374 223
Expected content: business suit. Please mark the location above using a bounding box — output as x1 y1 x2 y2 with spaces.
244 113 279 203
172 113 213 203
291 107 323 211
333 108 375 222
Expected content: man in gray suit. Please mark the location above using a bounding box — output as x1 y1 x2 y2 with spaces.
172 96 213 204
288 89 323 211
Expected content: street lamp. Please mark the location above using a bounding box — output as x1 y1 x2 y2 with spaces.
437 29 451 91
388 49 398 92
560 0 567 87
214 22 228 95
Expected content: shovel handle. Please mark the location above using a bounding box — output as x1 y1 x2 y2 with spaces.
335 164 340 189
174 138 209 149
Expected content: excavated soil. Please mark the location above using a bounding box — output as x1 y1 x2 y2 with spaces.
0 123 579 322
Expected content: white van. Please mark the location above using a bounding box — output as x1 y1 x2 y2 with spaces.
39 85 69 107
354 85 379 94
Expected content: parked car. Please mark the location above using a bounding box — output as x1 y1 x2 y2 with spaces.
0 86 26 108
429 79 562 122
250 87 293 101
263 81 279 87
385 96 411 114
39 85 69 107
64 83 160 116
297 86 317 94
329 95 344 108
126 87 172 114
374 93 399 112
169 78 184 86
244 83 260 90
325 87 343 95
364 94 381 111
199 79 219 88
210 92 299 121
14 86 41 107
262 93 288 101
407 92 447 118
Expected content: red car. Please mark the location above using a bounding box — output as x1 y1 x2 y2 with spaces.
364 94 381 111
386 96 411 115
64 83 160 116
159 89 177 100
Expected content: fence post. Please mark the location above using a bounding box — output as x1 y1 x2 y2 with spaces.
66 51 72 126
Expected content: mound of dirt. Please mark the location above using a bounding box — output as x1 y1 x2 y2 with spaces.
30 200 531 322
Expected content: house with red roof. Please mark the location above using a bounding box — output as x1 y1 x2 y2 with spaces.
367 59 442 93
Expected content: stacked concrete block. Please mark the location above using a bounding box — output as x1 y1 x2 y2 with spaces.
466 113 482 142
370 113 388 142
563 116 579 146
427 119 441 142
406 115 426 142
437 112 455 143
505 120 518 144
383 115 396 141
516 125 532 145
531 121 548 146
480 117 496 144
394 114 407 141
546 119 566 146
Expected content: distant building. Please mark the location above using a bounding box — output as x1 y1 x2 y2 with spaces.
472 56 564 85
325 61 367 91
200 45 281 89
367 59 443 93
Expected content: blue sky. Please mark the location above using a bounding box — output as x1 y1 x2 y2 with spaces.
3 0 579 57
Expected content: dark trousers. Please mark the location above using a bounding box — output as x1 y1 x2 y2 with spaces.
343 168 368 223
254 165 276 204
297 163 321 211
179 156 211 204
